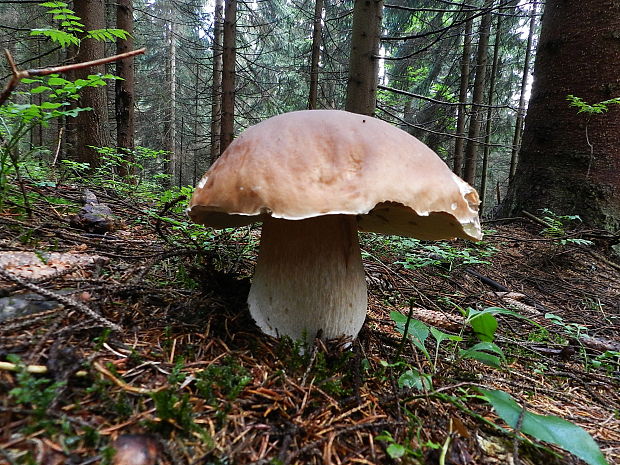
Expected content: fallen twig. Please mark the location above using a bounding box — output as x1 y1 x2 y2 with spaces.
0 267 121 331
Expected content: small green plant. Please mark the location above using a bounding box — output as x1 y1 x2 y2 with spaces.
567 94 620 178
545 312 588 339
538 208 593 246
590 351 620 375
382 236 497 271
379 359 433 391
390 306 528 370
6 354 65 432
375 430 422 459
195 358 251 405
147 359 210 439
479 388 608 465
567 94 620 116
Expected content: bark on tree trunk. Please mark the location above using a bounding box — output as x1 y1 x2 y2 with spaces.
165 11 178 185
462 2 492 185
308 0 324 110
210 0 224 163
345 0 383 116
72 0 110 167
480 13 502 214
220 0 237 153
508 1 537 181
115 0 135 178
453 10 473 176
501 0 620 230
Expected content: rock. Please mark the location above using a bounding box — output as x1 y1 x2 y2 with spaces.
70 189 119 234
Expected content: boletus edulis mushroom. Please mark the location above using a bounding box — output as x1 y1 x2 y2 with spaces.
189 110 482 342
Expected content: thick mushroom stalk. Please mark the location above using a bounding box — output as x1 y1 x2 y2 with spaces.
248 215 367 341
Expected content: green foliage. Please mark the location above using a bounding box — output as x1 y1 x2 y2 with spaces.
33 1 130 46
147 360 207 438
590 351 620 375
195 358 252 405
567 94 620 115
465 306 537 342
150 389 195 434
459 341 505 368
544 312 588 338
375 431 418 459
7 355 64 417
397 368 433 391
1 1 127 213
479 388 608 465
388 237 497 271
538 209 593 246
390 306 526 370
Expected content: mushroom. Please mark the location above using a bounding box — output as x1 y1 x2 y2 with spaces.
189 110 481 341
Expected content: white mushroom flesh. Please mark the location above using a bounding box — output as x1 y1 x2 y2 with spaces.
247 215 367 341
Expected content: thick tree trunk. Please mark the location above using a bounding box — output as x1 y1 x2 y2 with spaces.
210 0 224 164
115 0 135 177
501 1 620 230
308 0 324 110
72 0 110 167
462 3 492 185
453 11 473 176
508 1 537 181
345 0 383 116
220 0 237 153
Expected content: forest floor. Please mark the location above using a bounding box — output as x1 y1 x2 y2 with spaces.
0 182 619 465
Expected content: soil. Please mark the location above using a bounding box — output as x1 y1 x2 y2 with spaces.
1 183 619 465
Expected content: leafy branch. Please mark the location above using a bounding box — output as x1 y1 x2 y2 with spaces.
567 94 620 177
0 47 146 106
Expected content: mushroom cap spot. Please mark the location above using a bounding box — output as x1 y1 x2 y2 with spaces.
189 110 482 241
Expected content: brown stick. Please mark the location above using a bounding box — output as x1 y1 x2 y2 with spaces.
0 47 146 106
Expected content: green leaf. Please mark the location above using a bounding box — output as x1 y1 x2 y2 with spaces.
30 28 79 47
430 326 462 345
386 443 406 459
398 369 433 391
479 389 608 465
30 86 51 94
86 28 130 42
40 102 62 109
391 312 431 358
459 342 505 367
469 312 498 342
47 76 70 86
39 1 68 7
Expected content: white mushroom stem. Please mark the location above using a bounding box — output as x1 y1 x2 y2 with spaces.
248 215 368 341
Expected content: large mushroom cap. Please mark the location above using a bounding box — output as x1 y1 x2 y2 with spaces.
189 109 481 241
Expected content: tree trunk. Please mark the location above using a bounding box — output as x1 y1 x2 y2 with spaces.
115 0 135 177
165 10 178 185
453 10 473 176
345 0 383 116
210 0 224 163
479 13 502 215
308 0 324 110
508 1 537 181
501 0 620 230
220 0 237 153
462 2 492 185
72 0 110 167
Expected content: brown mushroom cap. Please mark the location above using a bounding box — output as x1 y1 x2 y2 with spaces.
189 109 481 241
